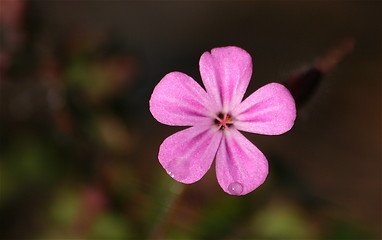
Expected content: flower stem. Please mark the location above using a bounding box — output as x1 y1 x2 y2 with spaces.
148 182 187 239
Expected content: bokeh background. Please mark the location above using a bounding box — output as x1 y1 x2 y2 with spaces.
0 1 381 239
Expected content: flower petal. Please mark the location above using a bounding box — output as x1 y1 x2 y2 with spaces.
232 83 296 135
216 129 268 195
199 46 252 113
159 126 223 184
149 72 213 126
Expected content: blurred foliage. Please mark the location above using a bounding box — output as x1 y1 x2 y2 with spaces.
251 199 315 239
0 1 379 239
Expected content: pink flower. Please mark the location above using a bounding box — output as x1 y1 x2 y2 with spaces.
149 46 296 195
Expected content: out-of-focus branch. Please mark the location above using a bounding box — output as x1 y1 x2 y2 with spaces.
284 39 355 108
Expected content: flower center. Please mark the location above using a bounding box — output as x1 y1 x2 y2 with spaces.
214 113 234 130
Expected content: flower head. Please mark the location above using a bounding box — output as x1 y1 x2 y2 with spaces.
149 46 296 195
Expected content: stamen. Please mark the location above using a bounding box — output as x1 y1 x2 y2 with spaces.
225 114 232 122
214 112 234 130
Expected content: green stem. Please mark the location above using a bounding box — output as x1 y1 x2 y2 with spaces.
148 182 187 239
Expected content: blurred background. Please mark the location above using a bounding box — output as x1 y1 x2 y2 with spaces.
0 1 381 239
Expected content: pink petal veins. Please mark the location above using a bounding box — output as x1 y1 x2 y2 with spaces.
232 83 296 135
149 72 213 126
216 128 268 195
199 46 252 113
159 126 223 184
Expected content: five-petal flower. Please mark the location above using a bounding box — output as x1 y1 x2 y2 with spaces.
149 46 296 195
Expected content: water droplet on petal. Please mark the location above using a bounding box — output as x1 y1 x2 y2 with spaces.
167 157 190 180
228 182 243 195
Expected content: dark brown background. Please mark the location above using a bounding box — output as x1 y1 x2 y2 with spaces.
2 1 381 239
